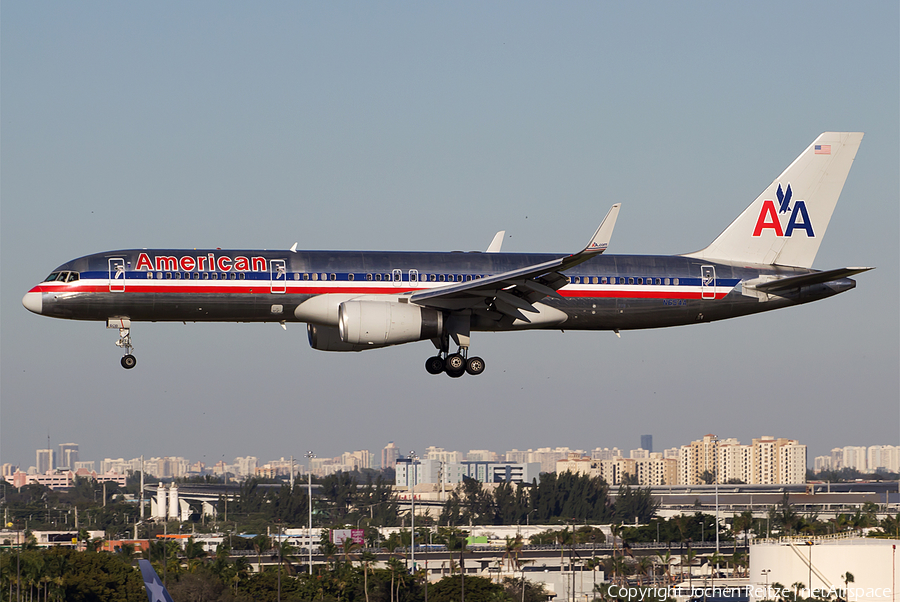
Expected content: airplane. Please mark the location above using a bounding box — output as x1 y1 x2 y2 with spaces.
22 132 871 377
138 559 175 602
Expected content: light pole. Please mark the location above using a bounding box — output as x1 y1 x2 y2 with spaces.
410 451 417 574
306 450 315 575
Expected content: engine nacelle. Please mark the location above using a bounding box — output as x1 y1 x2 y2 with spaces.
338 300 443 346
307 323 381 352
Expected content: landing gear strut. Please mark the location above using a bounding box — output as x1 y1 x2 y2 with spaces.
109 318 136 369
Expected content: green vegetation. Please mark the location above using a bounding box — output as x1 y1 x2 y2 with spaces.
439 474 659 526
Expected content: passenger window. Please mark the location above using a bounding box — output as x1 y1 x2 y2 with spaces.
366 274 373 281
147 272 153 279
193 273 200 280
165 273 172 280
202 273 209 280
375 274 382 281
157 272 163 279
348 273 355 281
673 278 679 285
239 273 245 280
211 273 218 280
430 274 437 282
628 278 634 285
655 278 661 285
664 278 670 285
330 273 336 281
303 273 309 281
321 273 327 281
466 275 472 282
174 272 181 280
293 273 300 280
439 274 445 282
312 273 318 281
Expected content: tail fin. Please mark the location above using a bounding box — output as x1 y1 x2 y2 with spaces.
685 132 863 268
138 559 175 602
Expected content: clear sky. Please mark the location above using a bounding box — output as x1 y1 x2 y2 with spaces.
2 2 898 471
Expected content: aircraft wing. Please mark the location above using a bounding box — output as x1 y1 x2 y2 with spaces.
409 205 620 321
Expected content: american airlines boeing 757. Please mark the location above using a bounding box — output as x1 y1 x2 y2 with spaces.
23 133 870 377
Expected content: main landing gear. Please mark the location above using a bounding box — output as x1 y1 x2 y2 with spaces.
425 350 486 377
109 318 136 369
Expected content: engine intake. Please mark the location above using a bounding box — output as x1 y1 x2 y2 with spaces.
339 300 443 346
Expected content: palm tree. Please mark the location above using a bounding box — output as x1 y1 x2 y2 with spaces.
656 550 672 584
841 572 855 601
359 550 377 602
634 556 653 586
183 537 208 572
791 582 806 602
584 557 603 590
386 557 405 602
251 534 270 574
503 534 523 573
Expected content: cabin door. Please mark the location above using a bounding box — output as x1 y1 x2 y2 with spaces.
108 258 126 292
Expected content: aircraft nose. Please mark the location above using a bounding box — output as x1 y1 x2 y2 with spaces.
22 291 42 314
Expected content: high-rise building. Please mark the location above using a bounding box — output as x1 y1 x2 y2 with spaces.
57 443 79 470
641 435 653 454
381 442 401 470
678 434 719 485
36 449 54 474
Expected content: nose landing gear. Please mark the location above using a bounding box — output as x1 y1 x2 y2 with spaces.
108 318 136 369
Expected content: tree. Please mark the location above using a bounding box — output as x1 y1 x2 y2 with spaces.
842 572 855 601
429 575 505 602
251 534 270 574
360 550 377 602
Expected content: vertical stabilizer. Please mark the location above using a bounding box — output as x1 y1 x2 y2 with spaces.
684 132 863 268
138 559 175 602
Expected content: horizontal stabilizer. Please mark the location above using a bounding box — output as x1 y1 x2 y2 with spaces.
750 267 873 293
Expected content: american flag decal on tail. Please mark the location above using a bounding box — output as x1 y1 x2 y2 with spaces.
815 144 831 155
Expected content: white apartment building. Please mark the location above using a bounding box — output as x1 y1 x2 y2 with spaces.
466 450 499 462
778 441 807 484
425 447 464 464
634 457 677 486
718 441 752 484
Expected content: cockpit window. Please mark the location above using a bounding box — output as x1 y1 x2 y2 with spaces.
44 272 61 282
66 272 80 282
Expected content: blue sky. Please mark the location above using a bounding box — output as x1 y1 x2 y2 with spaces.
2 2 897 470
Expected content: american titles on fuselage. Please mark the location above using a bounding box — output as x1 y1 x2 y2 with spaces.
135 252 267 273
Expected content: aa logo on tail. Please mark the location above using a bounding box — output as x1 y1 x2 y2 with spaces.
752 183 815 238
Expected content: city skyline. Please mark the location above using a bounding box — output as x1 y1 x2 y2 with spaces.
6 435 898 479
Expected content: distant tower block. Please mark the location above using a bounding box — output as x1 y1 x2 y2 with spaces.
641 435 653 453
155 483 167 519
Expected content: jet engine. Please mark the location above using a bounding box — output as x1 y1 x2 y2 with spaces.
339 300 443 346
307 323 377 352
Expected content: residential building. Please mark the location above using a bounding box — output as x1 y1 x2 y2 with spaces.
36 449 54 475
57 444 79 470
381 442 401 470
